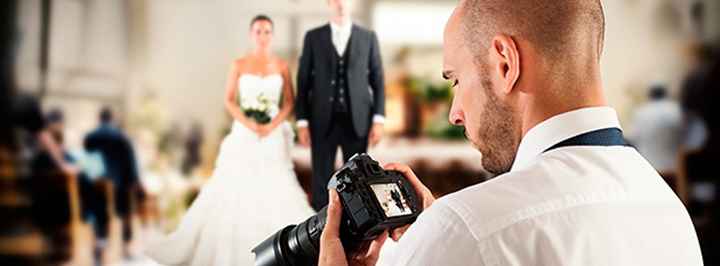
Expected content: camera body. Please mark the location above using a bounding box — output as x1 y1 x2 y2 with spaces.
329 154 421 243
253 154 422 266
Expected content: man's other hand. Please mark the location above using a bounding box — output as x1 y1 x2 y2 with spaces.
383 163 436 241
319 189 389 266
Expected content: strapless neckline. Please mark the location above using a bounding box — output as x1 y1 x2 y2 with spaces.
239 73 282 80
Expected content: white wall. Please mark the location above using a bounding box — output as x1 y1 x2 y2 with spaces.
16 0 131 149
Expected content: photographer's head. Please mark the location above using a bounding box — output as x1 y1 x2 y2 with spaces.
443 0 607 174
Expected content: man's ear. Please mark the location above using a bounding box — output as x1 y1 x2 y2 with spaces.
490 34 521 95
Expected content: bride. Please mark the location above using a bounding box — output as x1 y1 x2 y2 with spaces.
145 15 315 266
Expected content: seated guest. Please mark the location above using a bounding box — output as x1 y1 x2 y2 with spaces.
30 109 78 228
45 109 101 225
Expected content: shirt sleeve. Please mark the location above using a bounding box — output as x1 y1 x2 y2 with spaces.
378 200 485 266
372 115 385 124
296 119 309 128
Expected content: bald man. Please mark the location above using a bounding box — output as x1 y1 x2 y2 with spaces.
318 1 703 265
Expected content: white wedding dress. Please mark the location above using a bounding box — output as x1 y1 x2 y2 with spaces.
145 74 315 266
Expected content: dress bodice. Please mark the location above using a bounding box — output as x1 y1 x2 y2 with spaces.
238 73 284 117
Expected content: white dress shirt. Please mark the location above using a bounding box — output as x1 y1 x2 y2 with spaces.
628 99 683 173
330 20 352 56
380 107 702 266
296 20 385 129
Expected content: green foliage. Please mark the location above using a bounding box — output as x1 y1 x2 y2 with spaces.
408 76 453 103
424 109 466 140
244 109 271 124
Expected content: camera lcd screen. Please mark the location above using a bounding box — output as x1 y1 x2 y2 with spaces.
370 183 412 217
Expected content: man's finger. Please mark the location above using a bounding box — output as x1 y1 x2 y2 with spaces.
321 189 343 241
390 225 409 242
383 163 427 193
367 230 389 258
318 190 348 266
383 163 435 209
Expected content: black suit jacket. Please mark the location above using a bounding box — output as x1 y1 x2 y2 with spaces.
296 24 385 138
84 124 139 190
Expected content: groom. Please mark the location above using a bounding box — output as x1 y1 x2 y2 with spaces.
296 0 385 211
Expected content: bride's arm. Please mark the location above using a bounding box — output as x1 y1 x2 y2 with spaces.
266 61 295 131
224 60 256 130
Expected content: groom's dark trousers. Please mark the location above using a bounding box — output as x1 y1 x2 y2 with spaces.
310 112 368 211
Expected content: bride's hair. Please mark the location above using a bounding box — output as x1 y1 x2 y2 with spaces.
250 14 273 29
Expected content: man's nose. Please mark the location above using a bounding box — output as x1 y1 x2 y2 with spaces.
449 101 464 126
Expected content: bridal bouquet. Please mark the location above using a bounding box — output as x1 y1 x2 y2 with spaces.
242 93 273 125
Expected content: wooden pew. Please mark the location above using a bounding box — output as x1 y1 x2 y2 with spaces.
1 146 45 265
29 170 82 264
0 179 45 266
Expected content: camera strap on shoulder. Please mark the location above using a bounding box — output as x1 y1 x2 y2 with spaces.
543 127 632 153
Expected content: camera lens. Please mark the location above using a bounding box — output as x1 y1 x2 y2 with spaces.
253 208 327 266
253 226 293 266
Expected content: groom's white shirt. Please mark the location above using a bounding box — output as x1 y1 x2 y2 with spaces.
330 19 352 56
379 107 702 265
296 19 384 129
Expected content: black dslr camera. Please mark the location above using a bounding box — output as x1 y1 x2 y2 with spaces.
253 154 422 266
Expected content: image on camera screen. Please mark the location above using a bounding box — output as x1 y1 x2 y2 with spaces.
370 183 412 217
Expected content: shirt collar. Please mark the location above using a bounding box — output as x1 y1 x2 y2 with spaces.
511 106 623 171
330 19 353 34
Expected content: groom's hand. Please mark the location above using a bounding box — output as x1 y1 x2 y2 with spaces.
368 123 384 147
298 127 311 147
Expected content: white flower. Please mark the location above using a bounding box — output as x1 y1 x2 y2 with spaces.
249 98 261 110
268 106 279 117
